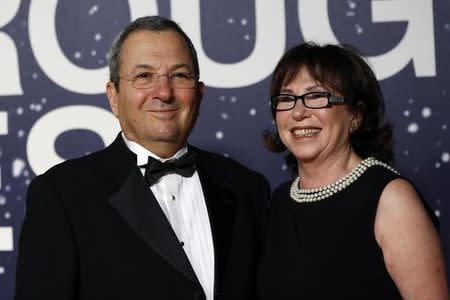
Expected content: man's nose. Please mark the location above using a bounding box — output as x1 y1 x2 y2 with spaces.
153 74 173 101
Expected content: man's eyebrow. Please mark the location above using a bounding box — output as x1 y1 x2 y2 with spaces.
171 63 193 72
131 64 154 71
132 63 191 71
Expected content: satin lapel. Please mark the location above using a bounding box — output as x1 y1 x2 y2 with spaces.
107 148 198 284
195 155 235 294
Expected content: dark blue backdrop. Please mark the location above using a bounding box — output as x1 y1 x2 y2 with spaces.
1 1 449 298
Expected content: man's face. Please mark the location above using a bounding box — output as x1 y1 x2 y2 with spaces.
106 29 204 158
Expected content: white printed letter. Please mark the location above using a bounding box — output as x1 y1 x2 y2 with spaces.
172 0 286 88
0 0 23 96
28 0 158 94
298 0 435 80
27 105 120 175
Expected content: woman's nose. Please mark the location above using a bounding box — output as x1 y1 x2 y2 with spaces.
291 99 310 120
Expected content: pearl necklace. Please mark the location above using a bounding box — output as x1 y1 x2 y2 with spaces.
290 157 399 203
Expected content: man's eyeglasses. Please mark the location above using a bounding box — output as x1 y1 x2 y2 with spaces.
121 72 198 89
271 91 350 111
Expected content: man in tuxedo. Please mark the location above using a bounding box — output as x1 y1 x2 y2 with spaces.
15 16 270 300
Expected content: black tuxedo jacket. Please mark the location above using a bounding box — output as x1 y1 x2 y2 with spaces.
15 135 270 300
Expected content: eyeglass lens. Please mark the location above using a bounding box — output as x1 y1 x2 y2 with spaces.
130 72 196 89
275 92 329 110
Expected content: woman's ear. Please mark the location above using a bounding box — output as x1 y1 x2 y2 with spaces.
350 119 359 133
350 102 364 133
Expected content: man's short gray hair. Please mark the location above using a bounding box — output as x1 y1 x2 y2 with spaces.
107 15 200 90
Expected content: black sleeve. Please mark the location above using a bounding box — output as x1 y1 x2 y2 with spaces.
15 175 78 300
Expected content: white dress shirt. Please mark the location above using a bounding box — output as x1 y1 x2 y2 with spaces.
122 134 215 300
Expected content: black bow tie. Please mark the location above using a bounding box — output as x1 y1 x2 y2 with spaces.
141 152 197 186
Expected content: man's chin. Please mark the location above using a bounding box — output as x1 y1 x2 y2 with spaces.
147 132 187 146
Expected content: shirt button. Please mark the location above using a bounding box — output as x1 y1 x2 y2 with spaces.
171 195 176 201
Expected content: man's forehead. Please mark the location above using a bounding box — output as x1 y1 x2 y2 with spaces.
120 30 194 72
122 29 186 51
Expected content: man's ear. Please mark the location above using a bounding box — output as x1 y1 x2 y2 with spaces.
106 82 119 118
192 81 205 118
195 81 205 114
197 81 205 103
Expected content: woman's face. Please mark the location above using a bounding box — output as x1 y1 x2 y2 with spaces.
275 68 357 164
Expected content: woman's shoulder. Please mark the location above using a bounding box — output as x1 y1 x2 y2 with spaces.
374 177 447 298
378 177 430 221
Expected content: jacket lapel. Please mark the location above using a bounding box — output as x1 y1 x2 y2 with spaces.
105 135 198 284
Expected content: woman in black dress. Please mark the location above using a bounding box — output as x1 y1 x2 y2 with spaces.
258 43 449 299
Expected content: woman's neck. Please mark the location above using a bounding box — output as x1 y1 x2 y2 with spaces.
297 149 361 189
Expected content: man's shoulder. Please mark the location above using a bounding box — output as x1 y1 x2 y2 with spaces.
35 138 127 184
192 146 271 198
45 147 107 175
194 146 247 169
191 145 265 179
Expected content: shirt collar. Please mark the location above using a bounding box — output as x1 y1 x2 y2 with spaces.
121 132 188 166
